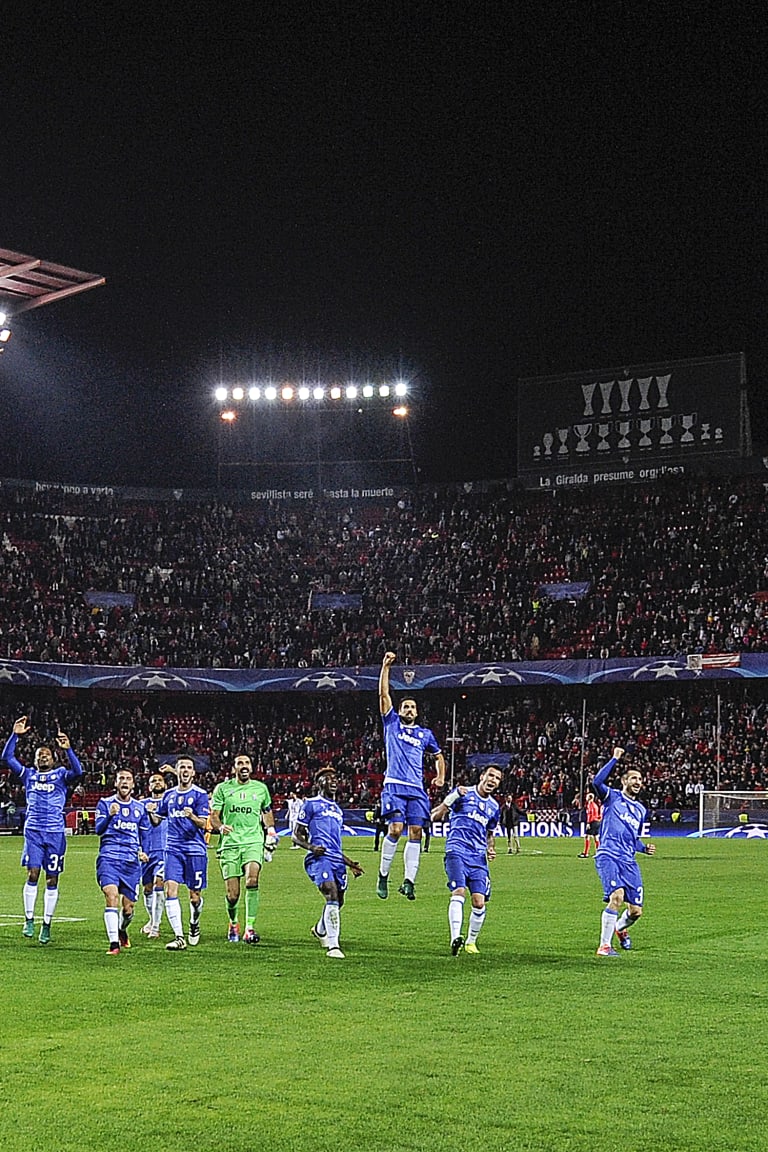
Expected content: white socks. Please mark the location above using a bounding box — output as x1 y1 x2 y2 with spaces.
104 907 119 944
449 894 465 940
23 882 38 919
379 835 399 877
43 887 59 925
600 908 618 947
165 897 184 937
467 907 486 944
403 840 421 882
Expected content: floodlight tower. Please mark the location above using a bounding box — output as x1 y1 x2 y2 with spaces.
212 374 419 493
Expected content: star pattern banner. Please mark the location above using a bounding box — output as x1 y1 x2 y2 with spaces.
0 655 762 693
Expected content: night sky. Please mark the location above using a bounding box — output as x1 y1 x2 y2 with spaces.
1 6 766 488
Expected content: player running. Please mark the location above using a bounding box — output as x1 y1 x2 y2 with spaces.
140 769 171 938
431 763 502 955
376 651 445 901
2 715 84 944
293 767 364 959
95 768 152 954
149 755 210 952
592 746 656 956
210 753 277 944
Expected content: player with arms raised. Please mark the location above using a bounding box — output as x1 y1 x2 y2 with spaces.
2 715 84 944
293 766 364 959
592 746 656 956
376 652 445 901
431 764 502 954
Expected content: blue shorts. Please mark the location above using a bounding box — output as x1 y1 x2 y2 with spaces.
381 786 430 828
165 849 207 891
595 854 645 906
304 854 348 893
21 828 67 875
96 856 141 899
142 854 165 886
445 852 492 899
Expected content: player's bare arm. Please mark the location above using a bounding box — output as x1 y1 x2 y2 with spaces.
379 651 396 715
431 801 450 822
433 751 446 789
292 822 326 855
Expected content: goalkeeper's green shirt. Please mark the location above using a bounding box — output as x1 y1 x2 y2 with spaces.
210 778 272 848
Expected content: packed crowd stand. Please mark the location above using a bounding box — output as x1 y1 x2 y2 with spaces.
0 474 767 670
2 473 768 819
1 683 766 819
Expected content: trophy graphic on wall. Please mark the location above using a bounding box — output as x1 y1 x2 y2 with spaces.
618 378 632 412
542 432 554 457
659 416 674 446
617 421 632 450
637 377 652 411
574 424 592 454
597 423 611 451
680 414 696 444
557 428 570 455
638 418 653 448
581 383 596 416
599 381 615 415
656 374 670 409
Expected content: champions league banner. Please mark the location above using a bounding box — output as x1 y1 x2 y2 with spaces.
517 352 750 488
0 653 764 693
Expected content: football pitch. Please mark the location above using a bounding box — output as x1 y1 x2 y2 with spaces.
0 835 765 1152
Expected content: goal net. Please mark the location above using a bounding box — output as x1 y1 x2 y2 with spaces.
698 790 768 836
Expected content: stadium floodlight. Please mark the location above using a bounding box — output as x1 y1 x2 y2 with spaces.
379 385 390 397
220 409 237 422
249 386 260 400
298 386 310 401
330 386 342 399
232 386 245 401
215 386 228 402
0 312 6 325
264 386 277 400
346 385 358 399
393 405 409 418
313 386 325 400
394 381 408 397
0 327 11 344
362 385 374 398
281 385 294 401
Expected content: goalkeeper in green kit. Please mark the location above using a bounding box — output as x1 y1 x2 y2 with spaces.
210 753 278 944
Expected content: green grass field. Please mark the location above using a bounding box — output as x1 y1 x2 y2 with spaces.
0 834 765 1152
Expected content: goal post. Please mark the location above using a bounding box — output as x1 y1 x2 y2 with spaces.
698 790 768 835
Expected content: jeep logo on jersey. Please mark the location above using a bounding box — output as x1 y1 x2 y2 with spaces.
230 805 253 815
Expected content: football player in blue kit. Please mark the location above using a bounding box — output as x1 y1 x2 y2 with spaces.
95 768 152 954
376 652 445 901
2 715 84 944
139 769 171 938
431 763 503 955
592 746 656 957
150 755 210 952
293 767 364 959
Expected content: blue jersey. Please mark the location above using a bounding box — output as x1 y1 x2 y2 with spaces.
382 708 440 792
444 786 500 865
141 796 168 857
593 757 648 864
297 794 345 865
156 785 210 855
2 733 83 834
95 794 151 862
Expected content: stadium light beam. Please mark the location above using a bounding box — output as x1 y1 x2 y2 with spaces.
215 386 228 401
231 386 245 401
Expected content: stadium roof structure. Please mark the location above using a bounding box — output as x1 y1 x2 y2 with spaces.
0 246 105 315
